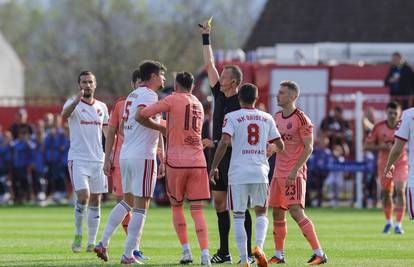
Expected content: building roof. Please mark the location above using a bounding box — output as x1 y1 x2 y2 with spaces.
244 0 414 50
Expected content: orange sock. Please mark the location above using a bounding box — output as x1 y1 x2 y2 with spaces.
122 211 131 234
384 204 393 221
298 217 321 250
172 204 188 245
395 206 405 223
273 220 287 251
190 203 208 250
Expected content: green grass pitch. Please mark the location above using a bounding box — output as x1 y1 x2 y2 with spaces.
0 204 413 266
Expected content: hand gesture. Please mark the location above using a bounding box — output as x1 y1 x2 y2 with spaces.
157 161 166 179
200 19 211 34
75 89 84 103
384 164 395 179
202 138 214 148
209 168 219 185
103 158 112 177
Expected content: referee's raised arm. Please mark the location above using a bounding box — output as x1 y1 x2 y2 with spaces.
200 20 219 88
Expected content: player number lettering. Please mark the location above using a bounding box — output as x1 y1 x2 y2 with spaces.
184 104 201 132
247 123 260 145
123 101 132 121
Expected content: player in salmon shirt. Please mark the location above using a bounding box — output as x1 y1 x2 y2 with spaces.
138 71 211 265
268 81 327 265
364 101 407 234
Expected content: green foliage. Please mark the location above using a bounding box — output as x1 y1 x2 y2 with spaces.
0 205 413 266
0 0 264 97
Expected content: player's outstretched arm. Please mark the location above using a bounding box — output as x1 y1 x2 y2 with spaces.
200 19 219 87
209 134 231 184
136 107 165 134
384 139 405 176
62 89 83 119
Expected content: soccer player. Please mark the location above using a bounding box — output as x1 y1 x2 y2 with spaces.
209 83 284 267
364 101 407 234
138 72 211 265
94 69 149 262
268 81 327 265
385 106 414 229
61 71 109 253
200 19 253 264
118 60 166 264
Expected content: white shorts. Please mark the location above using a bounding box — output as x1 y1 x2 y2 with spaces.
67 160 108 194
407 187 414 220
120 158 157 198
227 183 269 212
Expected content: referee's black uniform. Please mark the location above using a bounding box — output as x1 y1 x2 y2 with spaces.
210 81 240 191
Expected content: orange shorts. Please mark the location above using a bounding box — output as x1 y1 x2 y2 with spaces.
166 166 210 202
378 161 408 190
111 166 123 197
268 176 306 209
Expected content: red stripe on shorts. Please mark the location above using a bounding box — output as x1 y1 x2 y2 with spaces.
142 160 148 196
147 160 154 197
409 188 414 219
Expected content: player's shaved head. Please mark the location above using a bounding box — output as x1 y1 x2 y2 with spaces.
239 83 258 105
280 80 300 97
175 71 194 92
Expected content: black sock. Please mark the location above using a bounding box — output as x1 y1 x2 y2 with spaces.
245 209 253 257
217 210 230 255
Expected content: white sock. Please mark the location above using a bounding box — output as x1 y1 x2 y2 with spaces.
87 206 101 245
124 209 146 258
313 248 324 257
101 201 131 247
396 222 402 228
234 214 248 264
275 250 284 259
74 202 87 235
386 219 393 225
183 243 190 252
201 249 209 257
255 215 268 249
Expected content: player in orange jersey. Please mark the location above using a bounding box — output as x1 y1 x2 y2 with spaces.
94 69 149 262
365 101 407 234
138 72 211 265
268 81 327 265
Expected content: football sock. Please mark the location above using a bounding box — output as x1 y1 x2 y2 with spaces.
395 206 405 225
384 204 393 222
172 204 188 245
234 213 248 264
190 203 208 250
122 211 131 234
273 220 286 253
101 200 131 247
298 217 321 251
124 208 146 258
74 201 87 235
245 209 253 256
87 205 101 245
217 210 230 255
255 215 268 249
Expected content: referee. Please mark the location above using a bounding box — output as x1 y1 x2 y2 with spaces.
200 20 253 264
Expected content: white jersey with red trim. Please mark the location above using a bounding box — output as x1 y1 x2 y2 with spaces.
395 107 414 187
222 108 281 185
120 86 160 160
63 98 109 162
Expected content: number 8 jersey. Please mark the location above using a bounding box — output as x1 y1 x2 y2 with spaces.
222 108 281 185
120 86 160 160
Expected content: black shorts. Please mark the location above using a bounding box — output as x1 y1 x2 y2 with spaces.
211 148 231 191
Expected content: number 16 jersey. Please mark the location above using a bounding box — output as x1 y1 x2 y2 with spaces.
222 108 281 185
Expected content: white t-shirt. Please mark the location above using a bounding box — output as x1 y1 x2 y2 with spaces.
395 107 414 187
120 87 160 160
63 98 109 162
222 108 281 185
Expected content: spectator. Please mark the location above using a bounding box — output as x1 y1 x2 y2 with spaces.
9 108 33 140
11 126 34 204
325 145 345 208
0 131 12 204
320 106 352 157
384 52 414 109
31 123 47 204
43 113 54 133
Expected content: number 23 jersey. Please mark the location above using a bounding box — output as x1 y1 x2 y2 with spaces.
222 108 281 185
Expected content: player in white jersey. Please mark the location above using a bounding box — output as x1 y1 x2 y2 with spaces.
118 60 167 264
209 83 284 267
385 107 414 221
61 71 109 253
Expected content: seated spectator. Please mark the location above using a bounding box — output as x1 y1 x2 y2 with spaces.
9 108 33 140
320 106 352 157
